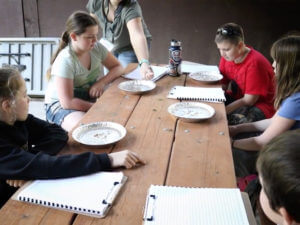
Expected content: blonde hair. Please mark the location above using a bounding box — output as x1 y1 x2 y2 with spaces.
270 35 300 109
0 67 22 101
46 11 99 80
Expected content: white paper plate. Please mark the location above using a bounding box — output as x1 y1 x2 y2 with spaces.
168 102 215 122
189 71 223 83
118 80 156 94
72 122 126 146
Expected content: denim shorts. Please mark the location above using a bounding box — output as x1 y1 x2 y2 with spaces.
45 101 76 126
104 50 138 75
114 50 138 67
114 40 151 67
104 40 151 74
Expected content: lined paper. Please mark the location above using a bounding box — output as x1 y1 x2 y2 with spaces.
144 185 249 225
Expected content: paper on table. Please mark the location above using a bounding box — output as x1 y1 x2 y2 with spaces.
143 185 249 225
15 172 126 218
167 86 226 103
123 65 169 82
181 61 219 74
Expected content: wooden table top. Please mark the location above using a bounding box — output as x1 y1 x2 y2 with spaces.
0 69 236 225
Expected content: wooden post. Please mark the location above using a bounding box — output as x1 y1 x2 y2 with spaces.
23 0 40 37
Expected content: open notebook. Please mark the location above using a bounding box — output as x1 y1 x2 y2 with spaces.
123 65 169 82
13 172 127 218
167 86 226 103
143 185 249 225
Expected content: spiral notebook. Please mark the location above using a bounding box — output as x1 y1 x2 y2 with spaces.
13 172 127 218
167 86 226 103
143 185 249 225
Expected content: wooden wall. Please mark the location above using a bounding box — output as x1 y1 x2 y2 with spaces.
0 0 25 36
1 0 300 65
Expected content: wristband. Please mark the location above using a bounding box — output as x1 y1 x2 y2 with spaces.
139 58 150 67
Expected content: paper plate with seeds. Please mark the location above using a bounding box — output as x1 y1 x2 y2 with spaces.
118 80 156 95
189 71 223 83
168 102 215 122
72 122 126 146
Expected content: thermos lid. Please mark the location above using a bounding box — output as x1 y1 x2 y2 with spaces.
170 39 181 46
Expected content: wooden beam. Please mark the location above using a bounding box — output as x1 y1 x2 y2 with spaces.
23 0 40 37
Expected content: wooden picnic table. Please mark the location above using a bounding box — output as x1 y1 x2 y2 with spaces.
0 65 242 225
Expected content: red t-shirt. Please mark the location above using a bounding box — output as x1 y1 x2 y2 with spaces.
219 47 275 118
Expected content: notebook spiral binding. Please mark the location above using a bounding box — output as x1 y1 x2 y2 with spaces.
177 97 224 102
18 196 101 215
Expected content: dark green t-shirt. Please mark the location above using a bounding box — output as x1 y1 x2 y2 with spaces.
86 0 152 54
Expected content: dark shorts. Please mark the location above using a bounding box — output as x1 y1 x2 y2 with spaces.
232 148 259 177
45 101 77 126
232 131 262 177
232 133 262 213
227 106 265 125
225 81 266 125
232 138 261 214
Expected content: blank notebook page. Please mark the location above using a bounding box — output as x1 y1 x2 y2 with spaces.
17 172 124 213
144 185 249 225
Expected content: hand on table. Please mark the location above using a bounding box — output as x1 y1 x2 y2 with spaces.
89 81 106 98
108 150 146 169
140 63 154 80
6 179 27 188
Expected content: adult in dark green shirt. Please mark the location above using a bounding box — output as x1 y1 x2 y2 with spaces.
87 0 154 79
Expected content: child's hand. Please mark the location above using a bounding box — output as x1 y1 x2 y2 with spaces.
89 81 106 98
6 179 27 187
108 150 146 169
